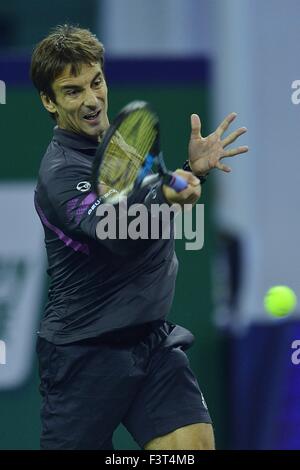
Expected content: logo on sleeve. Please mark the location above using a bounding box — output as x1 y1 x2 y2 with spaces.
76 181 91 192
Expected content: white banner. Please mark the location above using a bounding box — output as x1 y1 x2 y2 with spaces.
0 182 45 389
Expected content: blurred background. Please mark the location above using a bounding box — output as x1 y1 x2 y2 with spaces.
0 0 300 450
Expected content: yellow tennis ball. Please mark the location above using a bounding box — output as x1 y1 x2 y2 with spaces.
264 286 297 317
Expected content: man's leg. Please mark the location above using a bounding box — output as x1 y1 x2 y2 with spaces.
36 336 141 449
144 423 215 450
123 323 214 450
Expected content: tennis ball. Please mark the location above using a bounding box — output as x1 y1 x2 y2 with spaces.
264 286 297 317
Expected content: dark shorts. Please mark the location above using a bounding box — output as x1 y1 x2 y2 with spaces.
37 321 212 450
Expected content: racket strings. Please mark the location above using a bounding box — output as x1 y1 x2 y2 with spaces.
121 110 156 152
99 109 158 192
117 111 156 162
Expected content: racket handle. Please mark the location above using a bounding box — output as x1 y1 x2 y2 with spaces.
166 173 188 192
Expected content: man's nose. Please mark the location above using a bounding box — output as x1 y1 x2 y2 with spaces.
84 89 98 108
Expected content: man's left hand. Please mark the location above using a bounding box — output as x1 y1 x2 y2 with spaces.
188 113 248 175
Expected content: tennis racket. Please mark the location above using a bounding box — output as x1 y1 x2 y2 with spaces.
91 100 188 203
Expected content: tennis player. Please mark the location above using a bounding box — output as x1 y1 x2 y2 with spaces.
31 25 248 450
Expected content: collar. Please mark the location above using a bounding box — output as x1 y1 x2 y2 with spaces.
53 126 99 153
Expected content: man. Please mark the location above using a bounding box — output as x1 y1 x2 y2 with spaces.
31 24 248 450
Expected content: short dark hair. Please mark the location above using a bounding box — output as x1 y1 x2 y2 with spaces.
30 24 105 105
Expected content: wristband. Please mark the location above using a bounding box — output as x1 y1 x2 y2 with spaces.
182 160 208 184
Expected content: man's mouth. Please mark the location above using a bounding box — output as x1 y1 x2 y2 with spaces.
82 110 101 123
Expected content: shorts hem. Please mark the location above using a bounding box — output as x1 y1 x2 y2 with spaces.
138 411 212 449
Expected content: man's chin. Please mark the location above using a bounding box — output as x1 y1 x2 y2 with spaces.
81 124 102 141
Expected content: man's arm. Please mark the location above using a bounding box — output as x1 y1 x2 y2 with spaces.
45 165 201 257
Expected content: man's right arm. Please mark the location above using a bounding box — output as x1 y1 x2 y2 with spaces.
45 165 201 257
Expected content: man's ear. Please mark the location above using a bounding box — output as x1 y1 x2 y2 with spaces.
40 92 57 114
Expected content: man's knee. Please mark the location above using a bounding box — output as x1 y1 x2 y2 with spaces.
144 423 215 450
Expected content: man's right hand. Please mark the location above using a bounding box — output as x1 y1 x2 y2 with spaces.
162 169 201 208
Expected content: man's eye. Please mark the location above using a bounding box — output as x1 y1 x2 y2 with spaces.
66 90 79 96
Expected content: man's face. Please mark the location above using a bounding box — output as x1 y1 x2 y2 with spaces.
44 62 109 141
